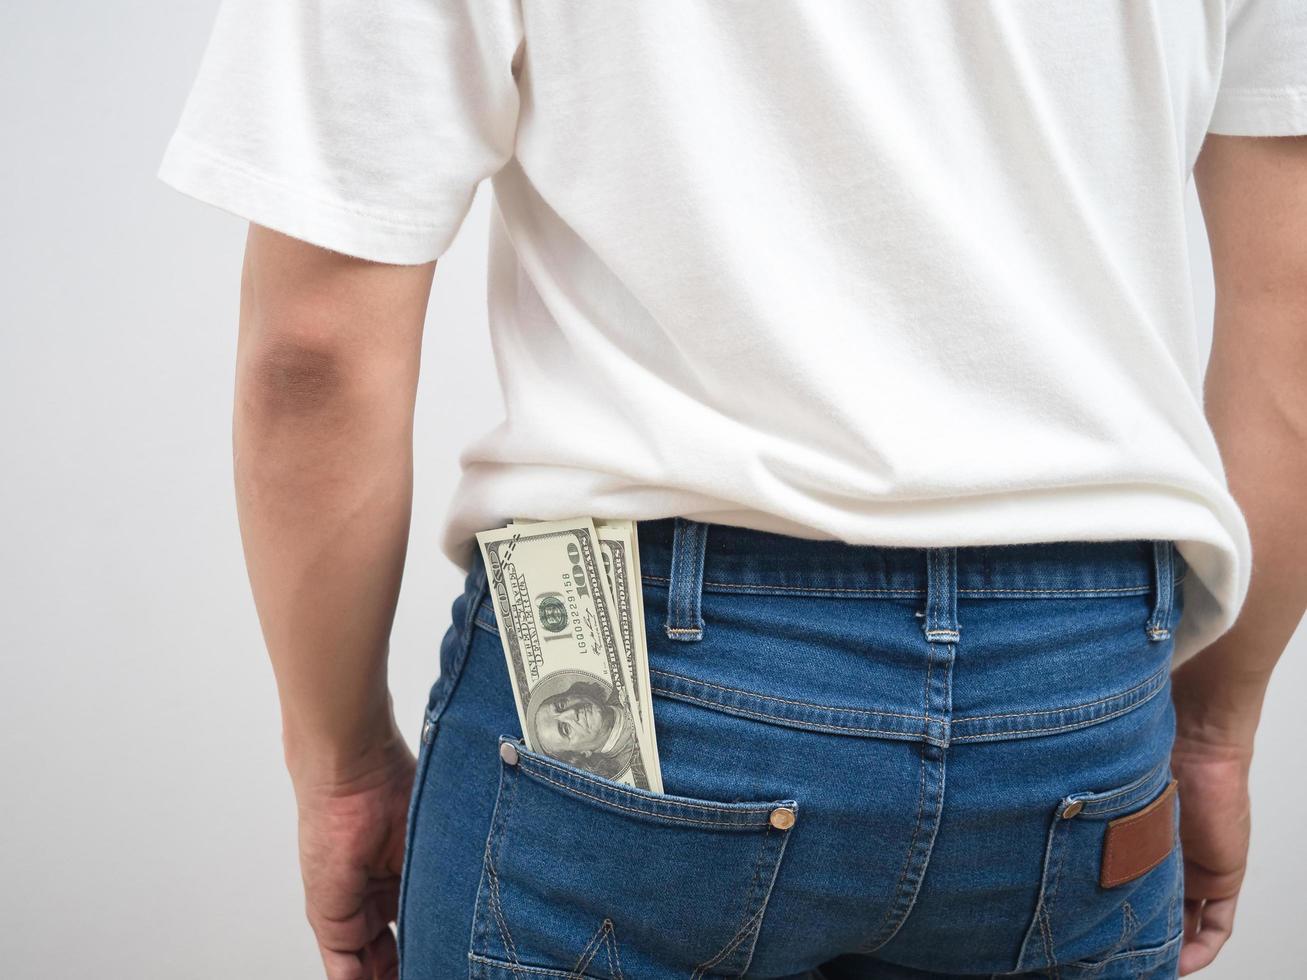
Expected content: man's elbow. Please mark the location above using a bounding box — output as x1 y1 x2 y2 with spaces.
239 332 352 418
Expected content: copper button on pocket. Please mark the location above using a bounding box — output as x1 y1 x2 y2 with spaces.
1100 778 1178 888
769 807 796 830
1062 800 1084 819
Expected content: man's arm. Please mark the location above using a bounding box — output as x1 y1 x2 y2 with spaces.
1175 134 1307 974
235 224 435 980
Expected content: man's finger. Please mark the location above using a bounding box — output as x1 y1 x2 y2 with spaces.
364 929 400 980
318 943 368 980
1178 894 1238 976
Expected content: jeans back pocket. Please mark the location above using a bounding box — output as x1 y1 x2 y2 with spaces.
468 736 797 979
1016 758 1184 975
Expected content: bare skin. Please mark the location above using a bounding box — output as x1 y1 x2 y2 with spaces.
235 225 434 980
234 134 1305 979
1174 133 1307 975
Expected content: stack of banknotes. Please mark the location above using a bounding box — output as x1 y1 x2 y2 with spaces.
475 517 663 792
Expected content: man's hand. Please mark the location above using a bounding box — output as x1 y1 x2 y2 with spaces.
1170 731 1253 975
294 727 417 980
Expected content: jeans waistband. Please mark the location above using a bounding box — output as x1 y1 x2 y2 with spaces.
635 517 1185 646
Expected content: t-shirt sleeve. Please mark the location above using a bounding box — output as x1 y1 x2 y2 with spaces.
1208 0 1307 136
157 0 524 264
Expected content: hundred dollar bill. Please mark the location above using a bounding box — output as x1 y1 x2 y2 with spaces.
512 518 655 747
594 519 655 745
476 517 662 792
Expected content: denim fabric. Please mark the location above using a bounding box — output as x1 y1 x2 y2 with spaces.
397 519 1187 979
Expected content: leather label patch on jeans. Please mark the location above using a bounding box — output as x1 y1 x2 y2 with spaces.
1100 778 1178 888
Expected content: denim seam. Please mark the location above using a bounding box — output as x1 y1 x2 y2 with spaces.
651 686 939 745
745 825 792 974
1042 818 1070 977
432 571 490 726
469 762 515 970
1062 929 1183 969
522 765 784 828
513 744 784 820
640 573 1185 597
468 953 597 978
860 639 936 955
691 851 764 977
571 920 605 977
692 821 792 978
606 921 625 980
1016 806 1062 974
649 667 930 721
1145 541 1177 641
950 673 1168 743
1068 757 1171 817
953 664 1170 724
1119 901 1140 957
571 918 619 980
396 725 439 974
949 696 1164 744
862 578 955 953
692 905 765 979
485 773 520 967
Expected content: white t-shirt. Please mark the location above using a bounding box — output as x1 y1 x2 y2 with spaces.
159 1 1307 668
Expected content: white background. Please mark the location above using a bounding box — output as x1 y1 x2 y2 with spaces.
1 4 1303 977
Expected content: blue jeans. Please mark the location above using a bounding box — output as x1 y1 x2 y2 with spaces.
398 518 1188 979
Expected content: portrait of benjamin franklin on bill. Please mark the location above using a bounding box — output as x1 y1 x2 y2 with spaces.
525 669 639 781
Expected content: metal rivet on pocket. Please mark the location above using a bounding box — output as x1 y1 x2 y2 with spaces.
769 807 796 830
1062 800 1085 819
421 720 435 745
499 742 520 766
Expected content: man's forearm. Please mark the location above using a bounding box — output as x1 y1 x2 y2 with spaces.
1172 297 1307 745
233 227 433 788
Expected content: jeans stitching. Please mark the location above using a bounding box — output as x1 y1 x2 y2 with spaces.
649 667 930 721
396 721 439 970
651 686 935 743
521 766 781 828
1043 823 1069 977
571 920 608 978
950 684 1167 743
480 614 1165 742
483 765 521 966
468 954 594 978
953 664 1169 723
640 574 1185 597
691 905 766 979
514 747 782 820
605 922 624 980
861 728 931 951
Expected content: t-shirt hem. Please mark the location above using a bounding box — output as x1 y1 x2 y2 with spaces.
440 468 1251 673
156 133 456 265
1207 87 1307 136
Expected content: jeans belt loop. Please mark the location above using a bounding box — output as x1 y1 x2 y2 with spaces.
664 516 708 642
1146 540 1175 641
